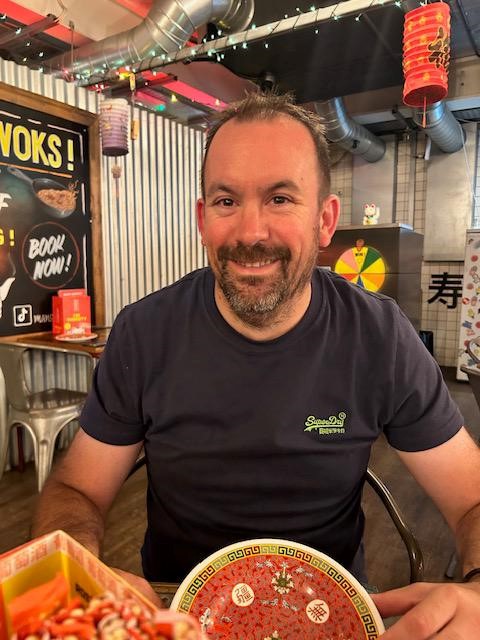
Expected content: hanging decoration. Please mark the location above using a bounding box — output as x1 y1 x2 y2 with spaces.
111 164 122 200
402 1 451 124
129 72 140 141
99 98 130 156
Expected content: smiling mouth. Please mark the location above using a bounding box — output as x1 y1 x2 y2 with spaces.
217 243 291 273
233 258 277 268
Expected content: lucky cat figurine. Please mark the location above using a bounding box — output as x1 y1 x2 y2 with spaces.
363 203 380 225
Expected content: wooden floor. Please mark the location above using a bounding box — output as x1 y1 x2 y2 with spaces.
1 367 479 594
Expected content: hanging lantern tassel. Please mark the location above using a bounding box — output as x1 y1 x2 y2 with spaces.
111 164 122 200
402 2 451 110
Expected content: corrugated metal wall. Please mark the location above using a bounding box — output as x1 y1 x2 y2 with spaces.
102 110 206 322
1 60 206 461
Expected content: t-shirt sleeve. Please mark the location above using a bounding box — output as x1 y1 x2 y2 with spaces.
80 309 146 445
383 307 464 452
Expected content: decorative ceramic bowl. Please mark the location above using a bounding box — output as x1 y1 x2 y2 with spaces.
170 538 384 639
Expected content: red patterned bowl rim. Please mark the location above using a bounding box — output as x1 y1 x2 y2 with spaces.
170 537 385 636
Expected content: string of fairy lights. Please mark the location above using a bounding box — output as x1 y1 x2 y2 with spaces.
0 0 420 81
77 0 405 86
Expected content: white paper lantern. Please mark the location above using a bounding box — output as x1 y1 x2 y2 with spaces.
99 98 130 156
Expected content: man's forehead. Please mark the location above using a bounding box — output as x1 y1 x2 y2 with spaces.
212 113 310 140
203 115 321 194
206 116 316 166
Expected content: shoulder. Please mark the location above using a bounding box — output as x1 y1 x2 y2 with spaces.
316 267 401 323
106 268 211 349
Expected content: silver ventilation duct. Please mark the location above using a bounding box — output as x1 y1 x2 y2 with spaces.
314 97 386 163
46 0 254 79
413 101 465 153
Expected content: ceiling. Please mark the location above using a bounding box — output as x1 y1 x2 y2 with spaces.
1 0 480 129
225 0 480 100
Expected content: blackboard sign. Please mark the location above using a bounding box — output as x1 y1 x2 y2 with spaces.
0 98 93 335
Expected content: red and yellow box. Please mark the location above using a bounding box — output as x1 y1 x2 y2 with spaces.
0 531 199 640
52 289 91 336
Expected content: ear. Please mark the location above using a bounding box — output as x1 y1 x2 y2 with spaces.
318 194 340 248
196 198 206 246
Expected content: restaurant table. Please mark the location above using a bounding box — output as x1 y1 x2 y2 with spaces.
0 326 111 358
150 582 179 608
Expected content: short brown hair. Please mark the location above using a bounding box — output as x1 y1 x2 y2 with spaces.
201 92 331 200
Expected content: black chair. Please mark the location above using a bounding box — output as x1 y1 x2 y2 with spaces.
365 467 424 584
128 457 424 594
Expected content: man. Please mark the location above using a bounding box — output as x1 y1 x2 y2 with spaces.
33 93 480 637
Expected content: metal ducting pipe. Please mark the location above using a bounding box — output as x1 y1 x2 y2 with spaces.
314 97 386 163
46 0 254 79
413 101 465 153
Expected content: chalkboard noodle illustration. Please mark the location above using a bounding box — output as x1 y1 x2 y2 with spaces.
7 166 77 218
37 182 78 213
0 253 16 319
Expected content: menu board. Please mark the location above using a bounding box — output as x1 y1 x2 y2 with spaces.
0 98 93 335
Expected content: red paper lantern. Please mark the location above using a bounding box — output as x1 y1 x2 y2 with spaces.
403 2 451 109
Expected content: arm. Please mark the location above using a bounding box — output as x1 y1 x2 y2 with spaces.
32 428 143 556
397 426 480 578
372 427 480 638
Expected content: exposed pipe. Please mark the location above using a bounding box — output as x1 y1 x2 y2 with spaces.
314 97 386 163
45 0 254 79
413 101 465 153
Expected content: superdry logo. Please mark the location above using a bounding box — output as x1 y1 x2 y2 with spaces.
304 412 347 435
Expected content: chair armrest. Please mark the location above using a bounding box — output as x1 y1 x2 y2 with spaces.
128 454 146 479
366 467 424 583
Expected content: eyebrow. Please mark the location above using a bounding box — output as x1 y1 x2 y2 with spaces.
206 180 302 199
266 180 301 194
206 183 239 198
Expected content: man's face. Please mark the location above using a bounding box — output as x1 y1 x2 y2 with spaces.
197 115 339 327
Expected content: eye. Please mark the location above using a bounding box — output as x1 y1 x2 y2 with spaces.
214 197 235 207
271 195 291 205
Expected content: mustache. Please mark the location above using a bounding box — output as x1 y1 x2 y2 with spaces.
217 243 291 264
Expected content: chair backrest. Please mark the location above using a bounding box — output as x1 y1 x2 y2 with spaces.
0 343 32 411
466 336 480 365
0 342 95 412
128 457 424 584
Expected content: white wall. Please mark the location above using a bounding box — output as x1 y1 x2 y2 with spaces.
330 128 480 367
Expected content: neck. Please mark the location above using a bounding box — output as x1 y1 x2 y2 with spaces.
214 281 313 341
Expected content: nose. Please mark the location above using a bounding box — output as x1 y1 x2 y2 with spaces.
235 205 270 246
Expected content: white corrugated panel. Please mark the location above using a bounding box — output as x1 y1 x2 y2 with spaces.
100 109 206 320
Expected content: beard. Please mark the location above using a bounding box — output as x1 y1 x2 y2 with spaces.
211 226 319 328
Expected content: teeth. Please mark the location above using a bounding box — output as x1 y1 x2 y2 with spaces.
239 259 274 267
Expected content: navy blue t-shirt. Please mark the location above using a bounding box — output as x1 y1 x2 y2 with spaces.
81 267 463 582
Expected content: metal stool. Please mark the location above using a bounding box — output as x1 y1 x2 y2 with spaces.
0 342 94 491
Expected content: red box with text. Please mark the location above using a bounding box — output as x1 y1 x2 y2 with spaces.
52 289 91 336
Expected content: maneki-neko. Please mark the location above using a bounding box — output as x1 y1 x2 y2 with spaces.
402 1 451 117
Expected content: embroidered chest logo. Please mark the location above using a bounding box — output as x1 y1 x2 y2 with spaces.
304 412 347 435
